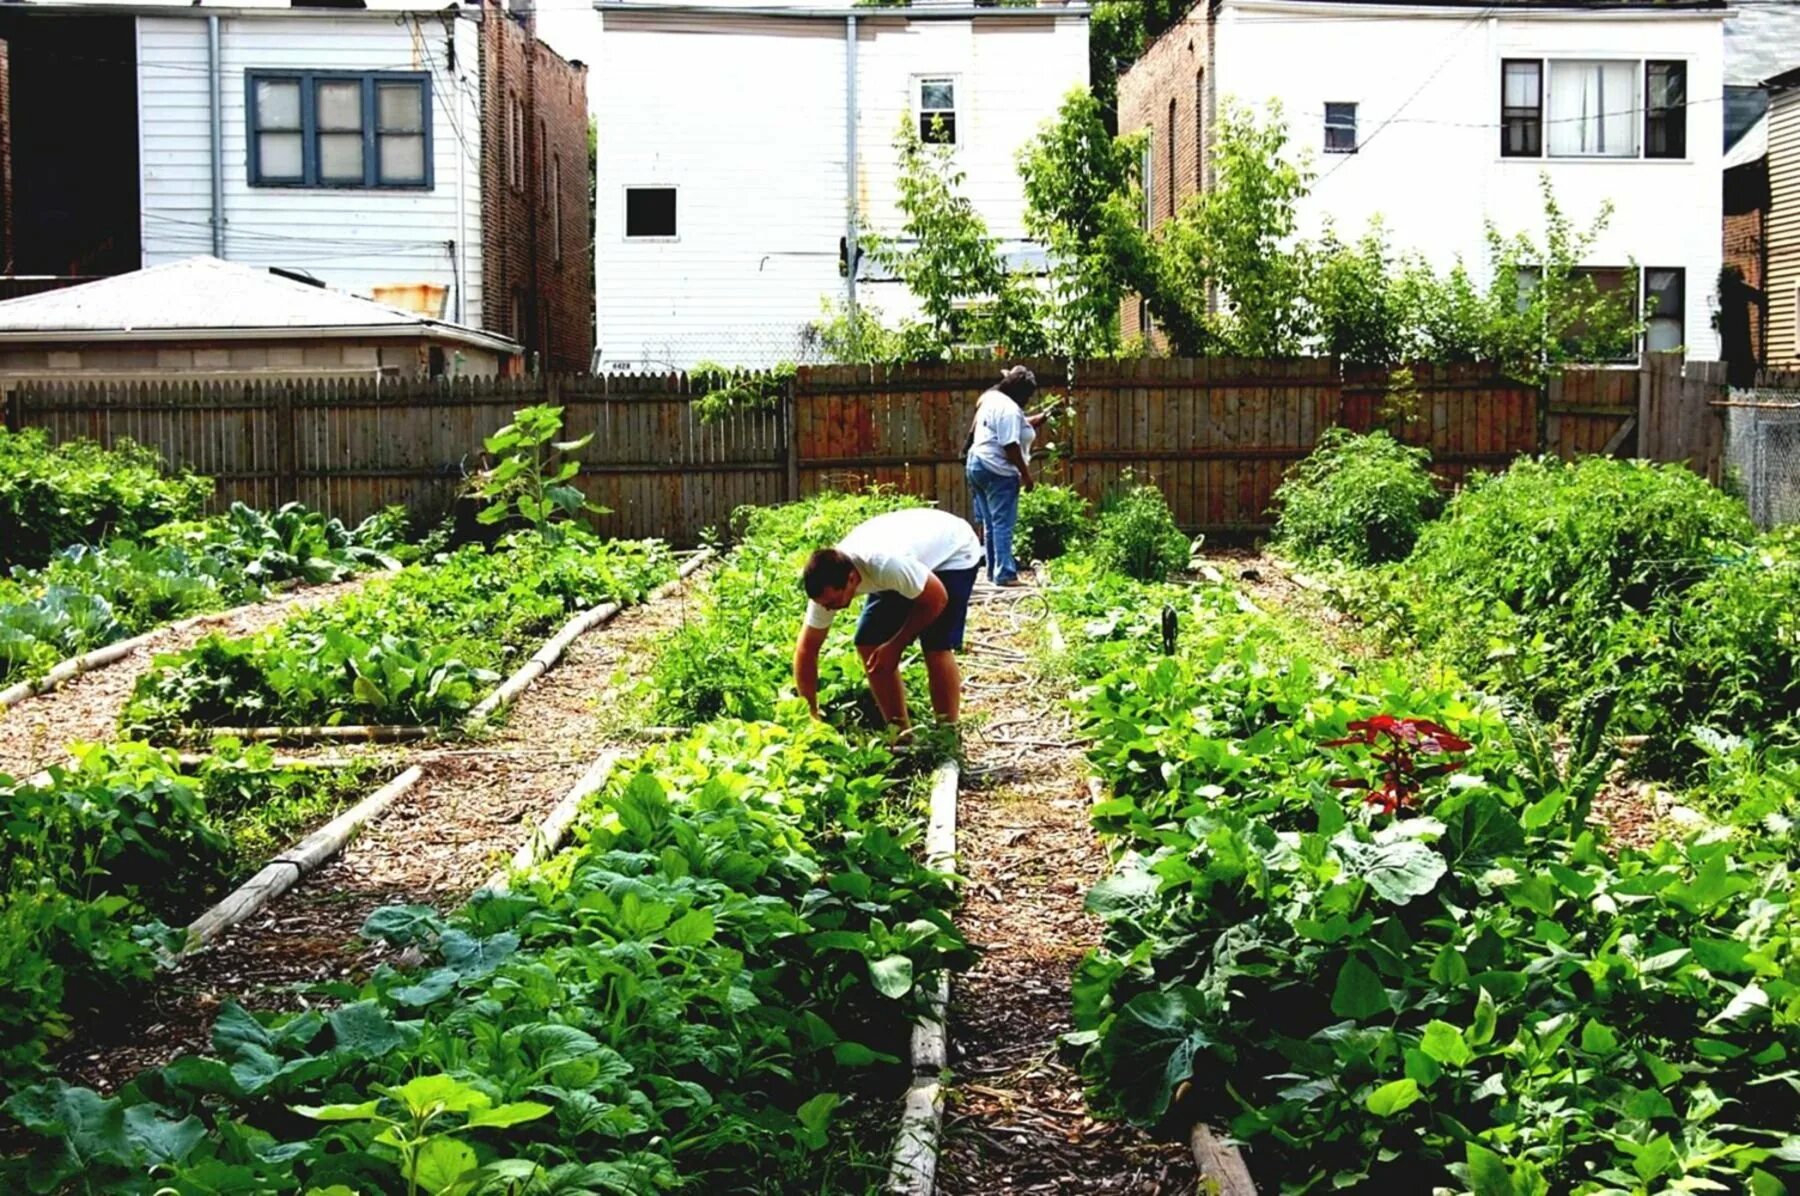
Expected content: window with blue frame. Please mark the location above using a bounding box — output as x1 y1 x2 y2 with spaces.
247 71 431 189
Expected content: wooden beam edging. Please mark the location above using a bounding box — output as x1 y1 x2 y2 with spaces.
463 547 716 730
884 758 959 1196
1084 774 1261 1195
183 764 425 952
0 579 307 713
481 749 624 893
172 550 718 747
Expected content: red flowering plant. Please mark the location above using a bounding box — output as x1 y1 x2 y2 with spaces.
1324 715 1472 815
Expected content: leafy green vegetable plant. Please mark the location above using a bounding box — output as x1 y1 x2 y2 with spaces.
1272 428 1442 566
469 405 603 542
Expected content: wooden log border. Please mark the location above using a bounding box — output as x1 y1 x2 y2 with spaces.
885 759 958 1196
183 548 716 746
482 749 624 893
183 764 425 951
0 581 306 712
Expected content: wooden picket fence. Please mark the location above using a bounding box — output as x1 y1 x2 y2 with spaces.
3 354 1723 544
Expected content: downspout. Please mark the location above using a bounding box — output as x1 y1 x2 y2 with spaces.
208 14 224 257
844 13 858 320
450 15 468 325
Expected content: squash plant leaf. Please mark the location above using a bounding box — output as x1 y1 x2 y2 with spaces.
1100 987 1210 1123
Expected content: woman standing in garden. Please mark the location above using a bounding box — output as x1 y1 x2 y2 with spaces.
964 365 1050 586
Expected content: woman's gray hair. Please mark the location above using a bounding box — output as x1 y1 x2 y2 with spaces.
995 365 1037 401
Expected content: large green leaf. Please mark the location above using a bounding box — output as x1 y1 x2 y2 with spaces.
328 1001 408 1058
1364 1078 1421 1117
1330 957 1389 1020
1337 835 1447 905
1100 987 1210 1123
869 954 915 999
412 1136 480 1196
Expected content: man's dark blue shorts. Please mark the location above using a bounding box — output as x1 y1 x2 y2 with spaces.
853 566 979 652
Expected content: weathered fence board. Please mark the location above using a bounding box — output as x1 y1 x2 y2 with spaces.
3 355 1723 543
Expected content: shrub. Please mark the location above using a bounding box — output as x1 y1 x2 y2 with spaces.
1396 456 1755 717
1015 484 1091 562
0 429 211 569
1272 428 1441 565
1093 484 1190 582
1638 524 1800 754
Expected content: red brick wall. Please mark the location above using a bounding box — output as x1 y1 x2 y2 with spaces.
1116 10 1209 346
480 2 593 374
1724 159 1768 367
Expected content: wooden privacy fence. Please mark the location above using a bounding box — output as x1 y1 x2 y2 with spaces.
4 354 1724 544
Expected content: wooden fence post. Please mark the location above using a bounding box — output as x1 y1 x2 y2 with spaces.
784 375 801 502
275 381 297 506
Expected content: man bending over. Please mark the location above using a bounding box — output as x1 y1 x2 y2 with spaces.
793 507 983 731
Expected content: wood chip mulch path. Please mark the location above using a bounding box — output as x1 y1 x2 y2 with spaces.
0 576 378 781
936 582 1195 1195
53 576 707 1093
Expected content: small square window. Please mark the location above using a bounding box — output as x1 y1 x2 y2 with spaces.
1324 101 1356 153
919 76 957 145
625 187 677 239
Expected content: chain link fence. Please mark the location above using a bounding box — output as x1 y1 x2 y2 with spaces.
1722 389 1800 529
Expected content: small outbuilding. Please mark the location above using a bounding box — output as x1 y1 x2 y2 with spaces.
0 257 520 385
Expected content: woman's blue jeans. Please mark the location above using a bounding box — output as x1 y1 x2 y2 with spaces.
966 462 1022 584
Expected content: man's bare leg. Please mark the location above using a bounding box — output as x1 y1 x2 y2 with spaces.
858 645 911 730
924 649 961 723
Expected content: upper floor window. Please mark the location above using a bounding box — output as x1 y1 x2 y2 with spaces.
508 94 525 189
248 71 430 189
918 77 958 145
1324 101 1357 153
1500 58 1687 161
625 186 677 240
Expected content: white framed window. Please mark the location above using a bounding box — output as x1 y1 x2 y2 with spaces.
1324 101 1357 153
624 186 677 240
1548 60 1638 158
916 76 958 145
1500 57 1687 161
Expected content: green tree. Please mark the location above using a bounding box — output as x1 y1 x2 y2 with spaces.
1153 100 1312 356
816 116 1043 362
1018 88 1158 358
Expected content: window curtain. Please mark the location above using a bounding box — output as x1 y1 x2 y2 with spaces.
1548 61 1638 157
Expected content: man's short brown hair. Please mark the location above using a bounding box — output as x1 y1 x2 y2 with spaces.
802 548 855 599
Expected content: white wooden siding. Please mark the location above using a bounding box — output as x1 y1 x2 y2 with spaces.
1768 89 1800 366
593 9 1088 370
137 14 484 324
1212 1 1726 360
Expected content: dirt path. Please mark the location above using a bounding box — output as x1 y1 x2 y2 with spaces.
0 577 378 780
54 576 706 1092
937 584 1195 1195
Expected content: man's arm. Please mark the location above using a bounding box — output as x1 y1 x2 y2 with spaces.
866 573 949 678
1003 442 1035 490
793 623 829 717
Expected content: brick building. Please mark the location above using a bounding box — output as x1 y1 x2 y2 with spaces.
481 2 593 374
1115 17 1209 345
1723 123 1767 379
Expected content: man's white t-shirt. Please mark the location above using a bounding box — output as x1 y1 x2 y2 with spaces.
967 389 1034 477
802 508 982 630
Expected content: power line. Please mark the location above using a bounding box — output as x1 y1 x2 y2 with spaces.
1317 4 1495 182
